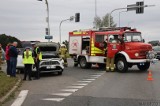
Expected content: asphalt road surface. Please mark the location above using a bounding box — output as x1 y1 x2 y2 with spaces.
4 59 160 106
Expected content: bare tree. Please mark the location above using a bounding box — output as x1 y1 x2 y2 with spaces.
93 13 116 28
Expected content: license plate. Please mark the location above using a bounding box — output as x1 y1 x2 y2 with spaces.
46 65 55 69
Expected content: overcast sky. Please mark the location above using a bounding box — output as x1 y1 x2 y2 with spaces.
0 0 159 42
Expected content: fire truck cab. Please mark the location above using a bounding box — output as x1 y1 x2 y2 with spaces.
69 27 157 72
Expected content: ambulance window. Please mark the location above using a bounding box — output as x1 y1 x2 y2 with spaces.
95 35 104 43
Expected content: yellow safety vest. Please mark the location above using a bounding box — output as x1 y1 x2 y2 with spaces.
23 51 35 64
36 47 42 60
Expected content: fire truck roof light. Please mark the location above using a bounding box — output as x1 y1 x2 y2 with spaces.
99 27 131 31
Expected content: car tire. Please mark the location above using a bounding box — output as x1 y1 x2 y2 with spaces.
116 57 128 73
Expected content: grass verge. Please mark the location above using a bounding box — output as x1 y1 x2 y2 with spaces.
0 71 18 99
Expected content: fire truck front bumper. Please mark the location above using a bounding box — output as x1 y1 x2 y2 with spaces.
127 58 158 63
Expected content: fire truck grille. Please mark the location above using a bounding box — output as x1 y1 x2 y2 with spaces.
139 51 147 56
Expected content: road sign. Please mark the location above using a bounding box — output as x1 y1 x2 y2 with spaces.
45 35 53 39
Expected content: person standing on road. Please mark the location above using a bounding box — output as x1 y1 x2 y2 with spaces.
5 43 11 76
9 42 18 77
33 44 42 79
59 44 68 67
23 47 35 81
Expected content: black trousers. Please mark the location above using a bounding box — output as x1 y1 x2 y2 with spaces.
24 64 32 80
35 60 40 79
6 60 10 75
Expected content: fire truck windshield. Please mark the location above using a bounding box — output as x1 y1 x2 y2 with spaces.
124 32 142 42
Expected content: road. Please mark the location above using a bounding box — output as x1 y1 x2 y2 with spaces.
4 59 160 106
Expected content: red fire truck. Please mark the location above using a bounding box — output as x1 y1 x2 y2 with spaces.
69 27 157 72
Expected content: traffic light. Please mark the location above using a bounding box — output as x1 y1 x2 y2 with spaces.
136 1 144 14
75 13 80 22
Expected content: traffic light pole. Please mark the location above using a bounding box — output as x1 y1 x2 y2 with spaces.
108 5 154 28
59 16 74 43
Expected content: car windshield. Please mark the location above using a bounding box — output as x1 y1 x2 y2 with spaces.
124 32 142 42
40 46 57 52
153 46 160 51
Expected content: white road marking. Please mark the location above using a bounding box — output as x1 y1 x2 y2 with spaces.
73 83 88 86
90 75 102 77
77 81 92 83
89 77 99 79
11 90 28 106
52 93 72 97
42 98 64 102
66 86 84 89
83 79 96 81
61 89 79 92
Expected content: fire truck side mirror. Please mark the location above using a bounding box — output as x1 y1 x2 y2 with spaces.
119 38 124 43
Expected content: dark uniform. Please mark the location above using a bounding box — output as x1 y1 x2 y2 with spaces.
33 46 42 79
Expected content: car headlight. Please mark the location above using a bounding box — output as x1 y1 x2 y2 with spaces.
146 51 156 59
135 53 139 57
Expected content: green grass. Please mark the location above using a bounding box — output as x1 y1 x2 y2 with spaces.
0 71 18 98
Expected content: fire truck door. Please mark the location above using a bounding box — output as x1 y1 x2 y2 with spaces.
82 37 90 54
107 35 121 58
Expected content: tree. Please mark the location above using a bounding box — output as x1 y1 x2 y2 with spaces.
93 13 117 28
0 34 22 50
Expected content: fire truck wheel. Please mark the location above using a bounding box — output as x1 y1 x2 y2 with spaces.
137 62 150 71
116 57 128 73
79 57 91 69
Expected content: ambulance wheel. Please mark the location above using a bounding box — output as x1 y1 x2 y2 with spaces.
137 62 150 71
116 57 128 73
79 57 91 69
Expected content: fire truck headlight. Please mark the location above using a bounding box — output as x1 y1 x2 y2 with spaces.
135 53 139 57
146 51 156 59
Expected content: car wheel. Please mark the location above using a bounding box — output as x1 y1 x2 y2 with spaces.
58 69 63 75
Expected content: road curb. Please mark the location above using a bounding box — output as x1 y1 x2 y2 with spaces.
0 78 22 103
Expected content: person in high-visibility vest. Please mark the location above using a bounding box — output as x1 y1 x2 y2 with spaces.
23 47 34 81
33 44 42 79
59 44 68 67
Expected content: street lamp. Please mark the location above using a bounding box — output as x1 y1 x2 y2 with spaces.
59 16 74 43
119 11 127 27
108 4 154 27
38 0 50 42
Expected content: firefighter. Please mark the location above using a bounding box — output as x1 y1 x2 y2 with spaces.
106 35 120 72
103 38 108 56
23 47 35 81
59 44 68 67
